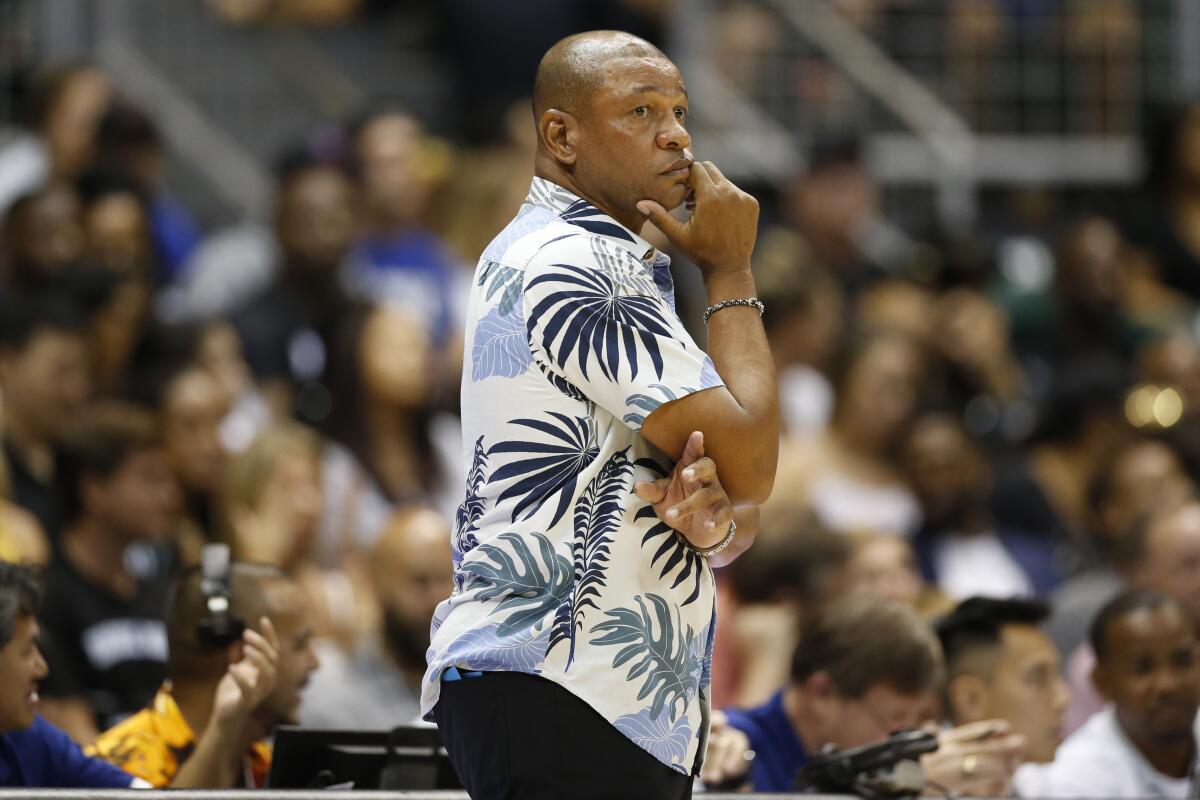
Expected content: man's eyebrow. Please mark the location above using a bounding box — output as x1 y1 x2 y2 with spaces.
629 85 689 100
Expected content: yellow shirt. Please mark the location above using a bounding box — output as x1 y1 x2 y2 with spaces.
87 684 272 788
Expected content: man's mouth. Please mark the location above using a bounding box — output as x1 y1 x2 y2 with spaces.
661 159 693 179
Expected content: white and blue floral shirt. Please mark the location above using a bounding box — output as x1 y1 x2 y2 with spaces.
422 177 723 775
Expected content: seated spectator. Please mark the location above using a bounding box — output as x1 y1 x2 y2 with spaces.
320 303 463 530
1014 589 1200 798
341 106 461 361
715 595 1022 795
37 403 179 743
0 562 147 787
0 61 112 217
0 292 91 540
905 413 1061 599
0 183 85 289
767 332 926 537
1062 499 1200 735
127 331 231 565
94 99 201 279
937 597 1071 764
300 505 452 728
230 151 358 423
88 557 318 788
844 530 952 617
76 166 156 279
1046 437 1194 659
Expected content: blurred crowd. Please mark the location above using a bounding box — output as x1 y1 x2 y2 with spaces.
0 0 1199 794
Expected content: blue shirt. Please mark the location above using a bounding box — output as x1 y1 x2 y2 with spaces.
723 691 808 792
0 715 135 788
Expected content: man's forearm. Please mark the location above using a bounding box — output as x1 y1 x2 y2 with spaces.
707 505 758 569
171 721 243 788
702 269 779 502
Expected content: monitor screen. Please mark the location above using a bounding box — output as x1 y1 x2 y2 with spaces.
267 725 462 790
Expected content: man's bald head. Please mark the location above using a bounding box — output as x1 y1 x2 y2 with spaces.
533 30 670 121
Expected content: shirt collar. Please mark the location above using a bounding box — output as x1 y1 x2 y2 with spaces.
526 176 659 263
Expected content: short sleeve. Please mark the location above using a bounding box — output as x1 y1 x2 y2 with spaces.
523 243 724 431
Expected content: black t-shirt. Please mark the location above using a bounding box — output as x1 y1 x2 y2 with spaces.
2 438 64 544
37 544 172 730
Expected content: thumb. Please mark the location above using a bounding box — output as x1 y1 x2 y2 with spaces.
634 479 667 504
637 200 684 241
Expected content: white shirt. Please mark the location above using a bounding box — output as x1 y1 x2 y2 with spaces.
422 177 722 775
1014 705 1200 798
932 530 1034 599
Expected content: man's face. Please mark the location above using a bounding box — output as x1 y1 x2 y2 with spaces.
0 329 90 444
822 680 933 751
1096 605 1200 746
357 114 431 227
277 168 357 274
84 192 150 275
89 447 180 541
905 418 984 529
0 616 48 732
1139 506 1200 627
14 186 84 277
258 583 318 726
570 56 692 228
163 368 229 494
1099 442 1193 544
981 625 1070 763
372 510 454 665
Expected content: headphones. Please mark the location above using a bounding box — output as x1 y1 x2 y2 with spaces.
196 544 246 648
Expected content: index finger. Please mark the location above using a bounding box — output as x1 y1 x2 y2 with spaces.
699 160 730 186
689 161 718 193
257 616 279 651
942 719 1010 744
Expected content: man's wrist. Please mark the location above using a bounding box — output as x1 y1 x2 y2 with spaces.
703 269 757 306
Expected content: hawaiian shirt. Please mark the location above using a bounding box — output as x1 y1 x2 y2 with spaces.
421 177 723 775
86 684 271 788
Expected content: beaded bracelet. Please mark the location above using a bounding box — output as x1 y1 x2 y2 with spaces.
679 517 737 559
703 297 765 325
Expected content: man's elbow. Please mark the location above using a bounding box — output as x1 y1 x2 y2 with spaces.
721 454 777 506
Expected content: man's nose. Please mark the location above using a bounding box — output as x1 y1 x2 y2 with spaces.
657 118 691 151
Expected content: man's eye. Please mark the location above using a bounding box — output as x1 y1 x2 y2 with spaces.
634 106 648 117
675 107 687 120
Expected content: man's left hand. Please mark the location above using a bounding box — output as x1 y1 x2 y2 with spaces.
635 430 734 550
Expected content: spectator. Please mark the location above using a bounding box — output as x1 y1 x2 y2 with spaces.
76 166 156 279
0 183 85 290
194 319 274 455
0 562 148 788
1014 589 1200 798
0 62 112 216
1137 331 1200 482
1061 499 1200 735
937 597 1071 764
716 595 1022 794
320 303 463 528
94 99 201 279
88 559 318 788
768 332 926 537
0 292 91 540
990 355 1132 543
127 329 231 565
843 530 952 617
36 403 179 743
1046 437 1195 659
300 505 452 728
904 413 1061 599
231 152 358 423
341 106 461 355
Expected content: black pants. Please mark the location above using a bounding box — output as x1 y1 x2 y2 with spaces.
435 672 694 800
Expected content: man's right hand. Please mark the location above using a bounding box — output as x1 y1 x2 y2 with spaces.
212 616 279 730
636 161 759 277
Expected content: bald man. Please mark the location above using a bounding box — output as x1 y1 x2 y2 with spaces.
300 507 454 729
424 30 778 799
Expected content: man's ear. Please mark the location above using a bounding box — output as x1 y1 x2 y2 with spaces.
539 109 579 166
946 674 989 724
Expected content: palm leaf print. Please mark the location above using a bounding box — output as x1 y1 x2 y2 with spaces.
623 384 683 428
460 531 572 637
477 260 523 317
488 412 599 527
590 593 700 722
561 198 637 242
549 448 634 668
451 437 489 590
634 457 705 606
528 264 672 383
